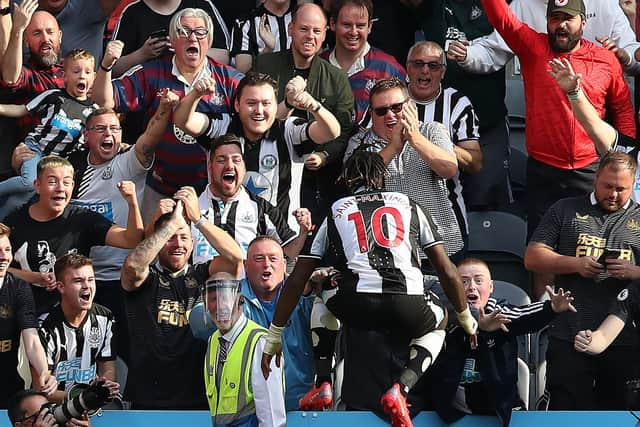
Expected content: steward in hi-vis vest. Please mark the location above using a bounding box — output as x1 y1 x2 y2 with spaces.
203 274 286 427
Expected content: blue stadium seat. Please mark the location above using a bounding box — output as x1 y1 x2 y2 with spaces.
467 211 530 294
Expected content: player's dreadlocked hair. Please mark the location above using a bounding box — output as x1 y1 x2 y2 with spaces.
341 149 387 193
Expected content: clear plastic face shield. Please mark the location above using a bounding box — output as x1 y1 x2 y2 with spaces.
204 278 241 323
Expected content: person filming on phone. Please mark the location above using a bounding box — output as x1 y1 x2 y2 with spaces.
524 151 640 410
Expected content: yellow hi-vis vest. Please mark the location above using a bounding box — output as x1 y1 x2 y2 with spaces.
204 319 266 425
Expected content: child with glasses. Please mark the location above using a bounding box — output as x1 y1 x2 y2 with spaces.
0 49 98 218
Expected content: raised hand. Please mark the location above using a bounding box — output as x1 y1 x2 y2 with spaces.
478 307 511 332
102 40 124 70
292 208 313 233
13 0 39 32
117 180 137 205
258 14 276 52
193 76 216 97
157 88 180 110
173 186 200 223
285 76 306 106
546 285 577 313
547 58 581 93
596 36 630 67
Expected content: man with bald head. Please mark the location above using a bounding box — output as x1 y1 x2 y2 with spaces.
2 1 63 92
0 1 64 194
9 0 119 61
254 2 355 224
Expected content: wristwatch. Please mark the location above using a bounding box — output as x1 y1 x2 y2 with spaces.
0 7 11 16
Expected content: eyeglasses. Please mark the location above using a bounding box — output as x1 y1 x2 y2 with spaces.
408 60 445 71
88 125 122 134
18 403 54 426
17 411 39 426
178 27 209 40
371 100 406 117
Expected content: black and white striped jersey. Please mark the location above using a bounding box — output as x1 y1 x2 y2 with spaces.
231 3 294 58
192 185 297 264
39 304 116 392
303 190 442 295
345 124 467 257
25 89 97 157
204 116 311 233
413 86 480 144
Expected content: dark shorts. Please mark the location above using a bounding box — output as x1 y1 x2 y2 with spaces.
526 157 597 239
327 291 446 338
545 337 640 410
462 119 512 210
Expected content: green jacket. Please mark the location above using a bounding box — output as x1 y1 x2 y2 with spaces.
253 50 355 164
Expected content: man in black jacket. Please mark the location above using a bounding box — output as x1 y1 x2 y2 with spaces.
428 258 575 426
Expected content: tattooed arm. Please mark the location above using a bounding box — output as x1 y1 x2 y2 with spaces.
133 89 179 168
121 201 186 291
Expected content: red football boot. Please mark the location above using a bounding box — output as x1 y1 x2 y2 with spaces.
380 383 413 427
299 381 333 410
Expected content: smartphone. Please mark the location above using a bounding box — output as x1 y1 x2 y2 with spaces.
597 248 622 265
149 29 168 40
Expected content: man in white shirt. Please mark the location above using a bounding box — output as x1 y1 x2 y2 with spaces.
204 272 285 427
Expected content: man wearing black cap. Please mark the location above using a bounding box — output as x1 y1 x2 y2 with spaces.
479 0 635 262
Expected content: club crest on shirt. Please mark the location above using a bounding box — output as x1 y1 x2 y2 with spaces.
82 108 94 118
209 92 225 106
88 326 102 348
102 166 113 180
575 212 589 221
261 154 277 170
626 219 640 232
618 288 629 301
0 304 13 319
185 276 199 289
241 211 255 223
470 5 482 20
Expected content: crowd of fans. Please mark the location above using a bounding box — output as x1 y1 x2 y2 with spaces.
1 0 640 426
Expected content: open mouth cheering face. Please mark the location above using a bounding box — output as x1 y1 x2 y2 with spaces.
210 143 246 200
173 16 210 71
459 261 494 310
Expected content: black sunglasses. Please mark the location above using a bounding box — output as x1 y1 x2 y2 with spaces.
408 60 445 71
372 101 406 117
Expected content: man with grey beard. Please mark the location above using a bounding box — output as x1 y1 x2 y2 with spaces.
0 0 64 195
1 0 64 92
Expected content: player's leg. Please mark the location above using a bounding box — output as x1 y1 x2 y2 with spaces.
380 292 447 427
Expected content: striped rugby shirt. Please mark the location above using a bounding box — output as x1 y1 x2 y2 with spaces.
112 54 243 195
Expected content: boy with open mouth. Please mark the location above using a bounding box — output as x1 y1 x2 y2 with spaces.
0 48 98 220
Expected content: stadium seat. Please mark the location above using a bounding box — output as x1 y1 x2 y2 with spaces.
466 211 530 294
492 280 532 364
506 67 525 120
517 357 530 410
